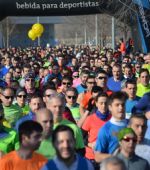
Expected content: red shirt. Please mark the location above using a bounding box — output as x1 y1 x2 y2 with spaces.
82 113 111 159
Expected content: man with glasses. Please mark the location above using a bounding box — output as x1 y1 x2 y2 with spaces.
65 87 80 124
24 72 37 96
96 70 112 96
101 57 108 69
72 71 80 87
15 88 29 116
58 76 72 96
15 93 44 131
135 62 142 78
0 87 22 128
13 66 22 81
116 127 149 170
43 84 57 108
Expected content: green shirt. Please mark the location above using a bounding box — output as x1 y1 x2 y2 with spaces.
69 104 81 121
43 61 51 68
14 103 30 116
3 104 23 128
54 119 84 149
136 83 150 97
143 64 150 73
36 137 56 160
0 126 19 154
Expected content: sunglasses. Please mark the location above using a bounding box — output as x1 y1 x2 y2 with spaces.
101 60 107 62
17 95 26 98
25 78 34 82
67 96 76 100
122 136 137 143
45 94 52 98
87 81 95 84
2 94 14 100
62 82 71 86
98 76 107 80
16 72 21 74
73 76 79 78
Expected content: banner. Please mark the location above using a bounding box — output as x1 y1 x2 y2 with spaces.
133 0 150 53
0 0 102 17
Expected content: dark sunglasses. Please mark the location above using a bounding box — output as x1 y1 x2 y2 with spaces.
67 96 76 100
25 78 34 82
45 94 52 98
17 95 26 98
2 94 14 100
98 76 107 80
122 137 137 143
62 82 71 86
101 60 107 62
87 81 95 84
16 72 21 74
73 76 79 78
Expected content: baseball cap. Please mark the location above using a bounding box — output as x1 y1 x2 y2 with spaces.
25 72 35 81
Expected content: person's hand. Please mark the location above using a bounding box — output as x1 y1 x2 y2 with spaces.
88 141 96 150
144 54 150 63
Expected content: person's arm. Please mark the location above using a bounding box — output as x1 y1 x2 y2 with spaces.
79 104 86 116
78 98 94 125
94 152 111 162
77 93 83 104
77 110 89 128
88 141 96 150
94 125 111 163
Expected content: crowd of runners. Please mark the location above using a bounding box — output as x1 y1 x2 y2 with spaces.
0 42 150 170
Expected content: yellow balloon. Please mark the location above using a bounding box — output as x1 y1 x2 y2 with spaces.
28 29 37 40
31 37 36 41
32 23 44 36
